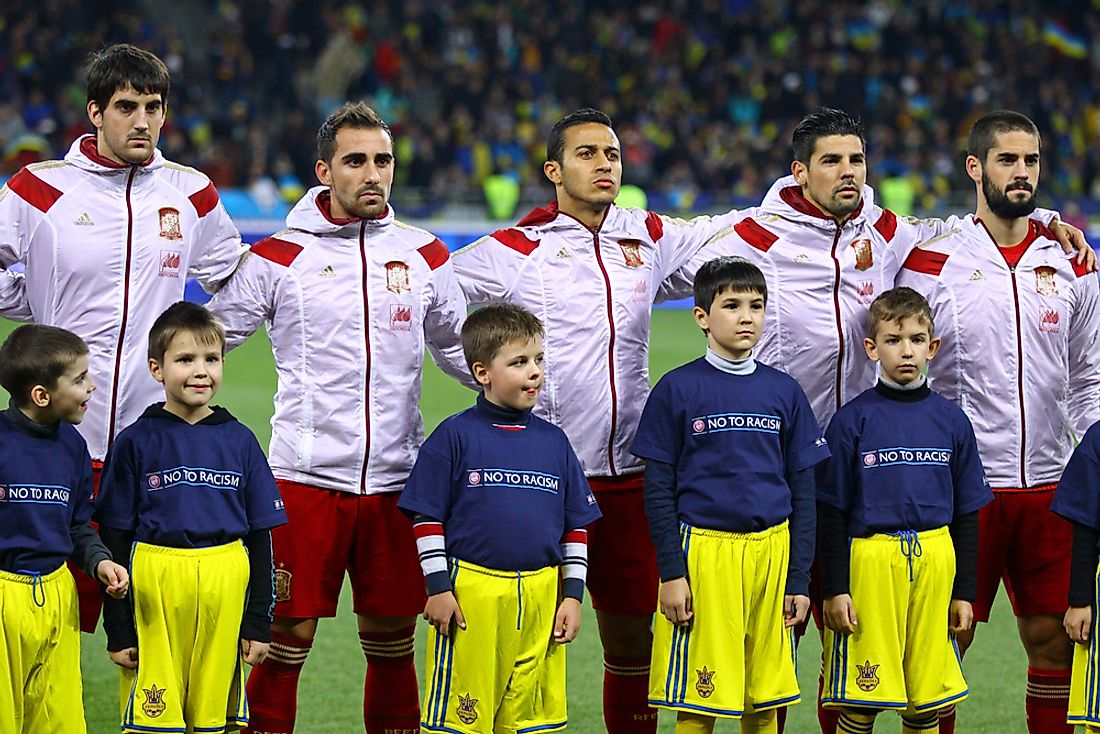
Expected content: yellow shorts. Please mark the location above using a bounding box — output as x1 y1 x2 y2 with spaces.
649 522 799 719
422 560 566 734
0 565 85 734
1069 561 1100 727
822 527 967 713
121 541 249 734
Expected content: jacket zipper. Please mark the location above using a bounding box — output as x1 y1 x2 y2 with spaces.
829 224 845 413
591 231 619 476
359 221 372 492
1008 267 1028 487
106 167 138 452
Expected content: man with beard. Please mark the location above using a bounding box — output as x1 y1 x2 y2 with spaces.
896 110 1100 734
207 102 469 734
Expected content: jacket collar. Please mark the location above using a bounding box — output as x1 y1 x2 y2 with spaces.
516 200 612 234
286 186 394 236
65 134 163 174
760 175 875 231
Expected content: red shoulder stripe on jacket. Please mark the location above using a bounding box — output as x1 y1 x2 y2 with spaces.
250 237 303 267
874 209 898 243
1071 258 1092 279
490 228 540 256
417 238 450 270
901 248 949 276
188 181 220 218
7 168 63 213
734 217 778 253
645 211 664 241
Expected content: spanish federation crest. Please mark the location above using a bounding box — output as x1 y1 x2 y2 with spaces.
158 207 182 241
855 660 880 692
274 567 292 602
385 261 411 294
456 693 479 724
619 239 644 268
1034 266 1059 296
851 238 873 271
695 666 716 698
142 683 167 718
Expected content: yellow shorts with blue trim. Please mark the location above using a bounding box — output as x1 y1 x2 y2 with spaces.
1069 561 1100 727
121 541 249 734
422 560 566 734
650 521 799 719
0 565 85 734
822 527 967 714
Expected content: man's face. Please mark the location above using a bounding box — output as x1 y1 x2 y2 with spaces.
791 134 866 220
971 130 1040 220
315 127 394 219
87 84 165 165
544 123 622 214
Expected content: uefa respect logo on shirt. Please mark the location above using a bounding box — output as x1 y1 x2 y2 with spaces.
467 468 560 494
691 412 782 435
146 466 243 491
861 447 952 468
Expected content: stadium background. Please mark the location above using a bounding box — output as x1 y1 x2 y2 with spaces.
2 0 1099 730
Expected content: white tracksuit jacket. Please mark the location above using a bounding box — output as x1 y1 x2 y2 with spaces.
451 201 743 478
896 216 1100 489
0 135 245 459
208 187 468 494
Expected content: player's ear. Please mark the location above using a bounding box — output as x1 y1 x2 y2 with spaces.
863 337 879 362
965 155 982 185
470 361 491 388
791 158 808 186
315 159 333 187
29 384 51 408
87 100 103 130
543 159 561 185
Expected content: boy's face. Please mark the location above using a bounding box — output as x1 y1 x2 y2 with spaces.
864 315 940 385
473 336 544 412
36 355 95 424
149 330 223 422
693 287 764 361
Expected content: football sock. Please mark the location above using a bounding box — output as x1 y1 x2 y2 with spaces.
937 703 955 734
741 709 778 734
1025 667 1072 734
603 655 658 733
901 710 939 733
674 712 715 733
776 705 787 732
360 627 419 734
244 631 312 734
837 709 876 734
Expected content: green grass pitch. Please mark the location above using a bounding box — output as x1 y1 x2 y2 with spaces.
2 313 1030 732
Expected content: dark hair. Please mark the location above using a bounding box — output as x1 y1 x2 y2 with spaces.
546 108 614 163
0 325 89 407
86 43 170 111
967 110 1040 163
693 256 767 311
867 286 935 338
317 102 392 163
792 107 865 164
148 302 226 362
461 303 544 374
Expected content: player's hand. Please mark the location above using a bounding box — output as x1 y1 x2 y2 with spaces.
948 599 973 634
823 594 858 634
109 647 139 670
96 559 129 599
553 597 582 644
1051 219 1097 271
659 577 693 626
424 591 466 637
241 639 271 665
784 594 810 628
1065 606 1093 644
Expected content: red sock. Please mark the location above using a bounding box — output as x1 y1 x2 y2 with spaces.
776 706 787 732
938 703 955 734
603 655 657 734
818 672 839 734
244 631 312 734
360 627 420 734
1026 667 1072 734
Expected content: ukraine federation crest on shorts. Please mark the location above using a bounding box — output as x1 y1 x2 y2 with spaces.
142 684 167 718
856 661 880 692
158 207 183 240
695 667 717 699
456 693 479 725
386 260 411 293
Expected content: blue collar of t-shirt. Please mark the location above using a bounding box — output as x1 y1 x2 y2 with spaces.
2 399 58 438
475 393 532 427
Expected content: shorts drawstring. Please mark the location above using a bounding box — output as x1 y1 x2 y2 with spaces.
17 570 46 607
890 530 923 582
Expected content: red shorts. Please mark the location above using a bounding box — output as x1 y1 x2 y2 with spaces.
973 488 1071 622
272 480 426 619
586 477 659 616
72 462 104 633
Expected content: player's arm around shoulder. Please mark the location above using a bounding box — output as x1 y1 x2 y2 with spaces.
207 236 296 351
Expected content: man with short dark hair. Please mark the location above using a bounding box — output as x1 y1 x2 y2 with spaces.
0 42 245 634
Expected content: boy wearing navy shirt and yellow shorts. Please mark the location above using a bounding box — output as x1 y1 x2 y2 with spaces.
817 287 992 734
0 325 129 733
631 257 830 734
96 302 287 734
398 303 601 734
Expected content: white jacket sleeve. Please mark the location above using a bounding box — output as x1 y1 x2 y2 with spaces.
0 182 37 321
424 259 474 387
450 234 523 307
186 185 248 293
1067 275 1100 435
206 252 278 352
657 208 756 303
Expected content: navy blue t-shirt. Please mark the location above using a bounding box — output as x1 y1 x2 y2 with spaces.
398 399 602 571
817 386 992 535
630 357 830 532
95 405 286 546
1053 420 1100 544
0 410 95 573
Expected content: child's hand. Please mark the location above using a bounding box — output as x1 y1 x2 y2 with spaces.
96 559 129 599
659 577 693 626
109 647 138 670
784 594 810 628
823 594 858 634
948 599 973 634
1065 606 1093 644
241 639 271 665
553 597 582 643
424 591 466 637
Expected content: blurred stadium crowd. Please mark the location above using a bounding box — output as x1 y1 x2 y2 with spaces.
1 0 1098 218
